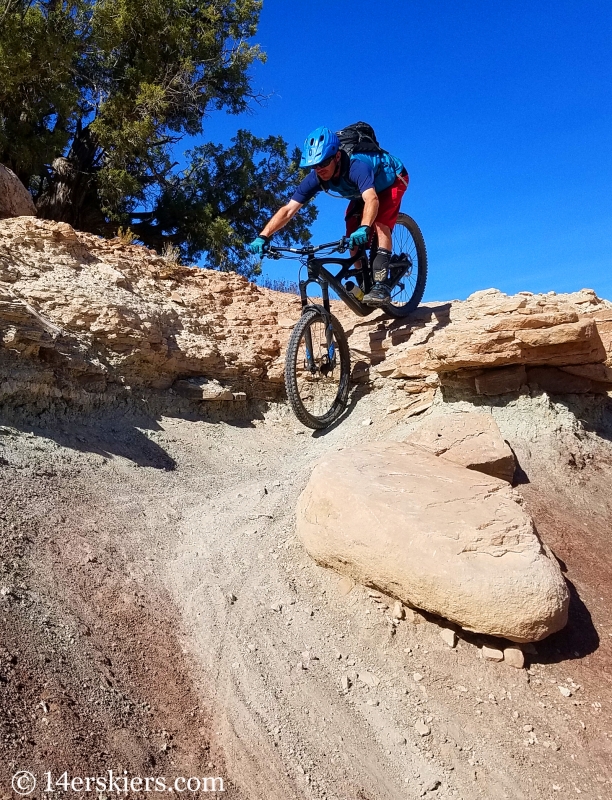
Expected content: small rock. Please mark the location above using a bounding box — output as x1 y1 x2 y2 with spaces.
338 576 355 596
413 672 424 682
482 645 504 662
543 740 561 751
361 418 373 426
415 719 431 737
512 711 520 719
558 686 572 698
504 646 525 669
422 779 441 794
358 671 380 688
392 601 405 620
341 675 351 692
523 724 534 732
270 603 282 612
439 628 457 648
227 593 237 603
367 590 382 598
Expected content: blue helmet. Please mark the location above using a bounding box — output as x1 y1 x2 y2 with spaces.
300 126 340 168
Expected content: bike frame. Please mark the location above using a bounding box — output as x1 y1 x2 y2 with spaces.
269 240 378 374
269 240 377 319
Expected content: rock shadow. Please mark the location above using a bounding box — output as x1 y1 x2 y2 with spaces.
0 392 274 467
507 442 530 485
530 579 599 665
346 302 452 368
380 302 453 350
0 412 177 471
552 393 612 446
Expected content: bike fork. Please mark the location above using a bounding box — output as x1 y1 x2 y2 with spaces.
302 318 335 372
299 278 336 371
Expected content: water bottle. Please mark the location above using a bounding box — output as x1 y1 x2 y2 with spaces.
345 280 364 301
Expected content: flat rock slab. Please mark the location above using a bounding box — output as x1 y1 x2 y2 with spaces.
296 441 569 642
405 412 515 483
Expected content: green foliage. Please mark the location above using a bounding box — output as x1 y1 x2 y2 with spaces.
0 0 82 181
148 130 316 276
0 0 315 276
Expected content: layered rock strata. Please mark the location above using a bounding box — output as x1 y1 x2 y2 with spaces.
0 217 611 412
365 288 612 396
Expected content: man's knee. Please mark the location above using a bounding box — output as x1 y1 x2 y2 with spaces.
374 222 391 237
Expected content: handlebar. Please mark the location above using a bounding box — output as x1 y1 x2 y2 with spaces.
267 237 349 258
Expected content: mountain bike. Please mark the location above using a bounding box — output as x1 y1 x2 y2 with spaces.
266 213 427 429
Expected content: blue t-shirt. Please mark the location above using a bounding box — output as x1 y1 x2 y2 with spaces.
291 150 405 204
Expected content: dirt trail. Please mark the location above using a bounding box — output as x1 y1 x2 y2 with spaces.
0 392 611 799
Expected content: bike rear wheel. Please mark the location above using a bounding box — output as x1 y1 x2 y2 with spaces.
284 308 351 429
373 213 428 318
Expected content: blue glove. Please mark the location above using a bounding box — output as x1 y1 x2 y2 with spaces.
248 235 270 255
348 225 370 249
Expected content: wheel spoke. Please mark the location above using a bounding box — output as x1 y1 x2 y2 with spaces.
382 214 428 318
294 318 343 419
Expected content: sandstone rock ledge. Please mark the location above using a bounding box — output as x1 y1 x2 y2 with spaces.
296 441 569 642
1 216 611 416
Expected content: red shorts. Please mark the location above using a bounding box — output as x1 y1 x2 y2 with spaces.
345 171 409 236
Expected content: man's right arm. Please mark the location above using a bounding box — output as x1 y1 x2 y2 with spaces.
249 171 319 253
260 199 303 238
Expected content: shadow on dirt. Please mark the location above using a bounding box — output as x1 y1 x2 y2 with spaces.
0 396 270 470
0 412 178 470
311 384 372 438
555 393 612 445
531 579 600 665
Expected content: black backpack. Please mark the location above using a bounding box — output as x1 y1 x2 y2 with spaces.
335 121 386 157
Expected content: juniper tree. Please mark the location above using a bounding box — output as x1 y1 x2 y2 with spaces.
0 0 314 275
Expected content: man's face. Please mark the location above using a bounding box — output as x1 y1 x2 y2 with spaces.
314 151 340 181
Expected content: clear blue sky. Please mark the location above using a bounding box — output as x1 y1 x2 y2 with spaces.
195 0 612 301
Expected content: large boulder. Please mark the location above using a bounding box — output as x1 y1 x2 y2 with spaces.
404 412 515 483
0 164 36 219
296 441 569 642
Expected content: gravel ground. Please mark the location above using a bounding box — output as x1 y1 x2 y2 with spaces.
0 389 611 799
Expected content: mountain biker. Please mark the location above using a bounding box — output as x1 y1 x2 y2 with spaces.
248 126 409 306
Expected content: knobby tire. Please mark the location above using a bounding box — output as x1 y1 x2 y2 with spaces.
284 308 351 430
372 213 428 319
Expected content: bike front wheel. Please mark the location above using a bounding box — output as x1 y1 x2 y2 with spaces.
284 308 351 429
384 213 428 318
